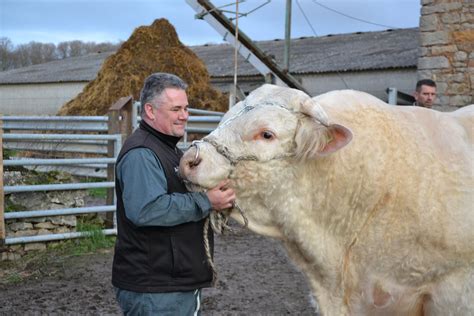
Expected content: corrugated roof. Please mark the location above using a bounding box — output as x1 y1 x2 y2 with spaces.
193 28 418 77
0 28 418 84
0 52 115 84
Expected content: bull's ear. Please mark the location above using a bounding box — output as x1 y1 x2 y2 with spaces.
318 124 352 156
295 120 352 159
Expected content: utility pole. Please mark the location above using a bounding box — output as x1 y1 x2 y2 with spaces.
284 0 292 72
187 0 307 94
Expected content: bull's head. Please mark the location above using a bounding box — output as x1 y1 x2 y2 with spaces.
179 84 352 236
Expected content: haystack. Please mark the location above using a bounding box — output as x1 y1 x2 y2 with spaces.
58 19 228 115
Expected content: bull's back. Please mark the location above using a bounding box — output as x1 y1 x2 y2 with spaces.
314 90 474 245
449 104 474 145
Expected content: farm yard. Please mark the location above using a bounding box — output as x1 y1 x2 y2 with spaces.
1 1 472 315
0 220 317 315
0 113 317 315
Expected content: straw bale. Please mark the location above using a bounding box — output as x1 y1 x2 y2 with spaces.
58 19 228 116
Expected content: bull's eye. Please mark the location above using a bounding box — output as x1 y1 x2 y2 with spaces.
261 130 274 140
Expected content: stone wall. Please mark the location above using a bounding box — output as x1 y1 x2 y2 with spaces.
418 0 474 108
1 171 98 260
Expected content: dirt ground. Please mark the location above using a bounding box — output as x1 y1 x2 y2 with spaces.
0 221 318 315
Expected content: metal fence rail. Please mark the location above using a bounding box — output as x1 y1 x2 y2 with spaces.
1 132 121 245
1 113 222 156
5 205 116 219
5 229 118 245
2 116 108 132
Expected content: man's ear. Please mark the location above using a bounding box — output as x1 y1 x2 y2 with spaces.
144 103 155 120
295 119 353 160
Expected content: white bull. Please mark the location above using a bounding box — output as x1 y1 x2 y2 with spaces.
179 84 474 315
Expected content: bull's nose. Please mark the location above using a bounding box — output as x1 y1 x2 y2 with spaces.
180 147 201 175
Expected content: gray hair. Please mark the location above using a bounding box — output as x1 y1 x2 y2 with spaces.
140 73 188 116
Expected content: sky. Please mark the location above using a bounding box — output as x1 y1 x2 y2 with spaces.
1 0 420 47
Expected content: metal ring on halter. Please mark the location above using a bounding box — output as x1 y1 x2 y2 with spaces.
191 140 203 165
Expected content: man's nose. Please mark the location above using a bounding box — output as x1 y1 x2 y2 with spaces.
179 110 189 120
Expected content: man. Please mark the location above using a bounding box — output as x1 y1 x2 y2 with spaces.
112 73 235 315
414 79 437 109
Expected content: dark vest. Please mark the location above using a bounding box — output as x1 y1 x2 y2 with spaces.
112 122 214 293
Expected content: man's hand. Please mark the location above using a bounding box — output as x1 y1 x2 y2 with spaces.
206 180 236 211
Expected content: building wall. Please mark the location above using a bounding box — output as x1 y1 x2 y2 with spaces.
301 69 417 102
0 82 86 115
418 0 474 108
0 68 417 116
211 68 417 103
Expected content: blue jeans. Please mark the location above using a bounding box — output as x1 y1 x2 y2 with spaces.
114 287 201 316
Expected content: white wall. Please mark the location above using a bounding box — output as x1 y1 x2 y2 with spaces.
0 69 417 116
211 69 417 103
0 82 86 115
302 69 417 101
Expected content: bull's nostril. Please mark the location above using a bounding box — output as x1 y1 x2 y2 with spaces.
189 157 202 168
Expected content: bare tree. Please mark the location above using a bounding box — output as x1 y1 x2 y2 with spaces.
14 43 32 68
57 41 70 59
69 40 85 57
42 43 57 62
0 38 121 71
0 37 14 70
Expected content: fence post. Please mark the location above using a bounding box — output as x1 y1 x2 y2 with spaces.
0 117 5 246
106 96 134 228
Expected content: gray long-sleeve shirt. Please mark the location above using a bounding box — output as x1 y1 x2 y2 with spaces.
116 148 211 227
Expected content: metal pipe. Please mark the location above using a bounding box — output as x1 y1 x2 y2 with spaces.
1 116 108 121
5 205 116 219
4 181 115 194
284 0 292 71
387 87 398 105
3 133 121 141
4 158 116 166
5 229 117 245
188 108 224 116
185 127 216 133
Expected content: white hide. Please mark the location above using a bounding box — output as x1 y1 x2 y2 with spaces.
179 84 474 316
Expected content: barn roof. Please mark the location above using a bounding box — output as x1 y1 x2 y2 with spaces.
0 28 418 84
0 52 114 84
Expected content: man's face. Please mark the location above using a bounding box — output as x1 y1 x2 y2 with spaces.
145 88 189 137
414 85 436 108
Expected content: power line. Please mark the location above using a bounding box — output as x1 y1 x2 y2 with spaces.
310 0 397 29
295 0 349 89
295 0 319 36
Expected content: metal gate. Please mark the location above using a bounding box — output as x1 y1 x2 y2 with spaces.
0 101 223 246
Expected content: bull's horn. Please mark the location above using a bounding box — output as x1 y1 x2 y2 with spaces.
301 98 329 126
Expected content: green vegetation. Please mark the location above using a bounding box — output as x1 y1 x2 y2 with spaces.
83 176 108 199
5 272 23 284
22 170 73 185
72 221 115 254
4 198 25 212
87 187 107 198
0 222 116 285
47 217 115 256
2 148 18 160
0 171 115 285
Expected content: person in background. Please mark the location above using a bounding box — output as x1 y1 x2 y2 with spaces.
112 72 235 315
414 79 437 109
